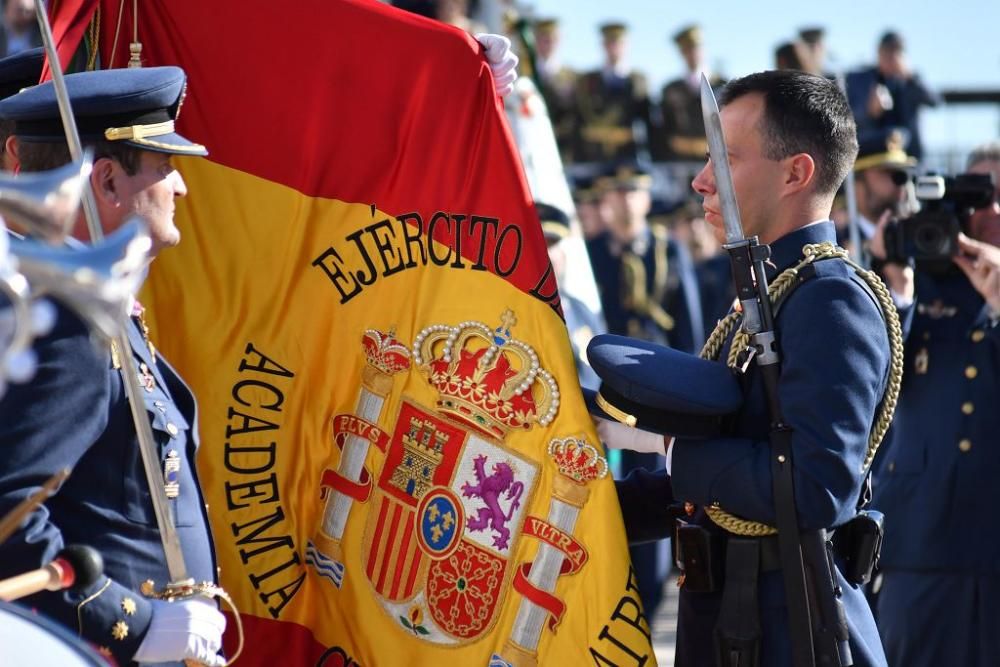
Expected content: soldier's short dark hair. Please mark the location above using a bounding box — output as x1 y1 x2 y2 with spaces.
17 138 143 175
719 69 858 196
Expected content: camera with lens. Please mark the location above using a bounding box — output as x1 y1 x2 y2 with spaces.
883 172 995 270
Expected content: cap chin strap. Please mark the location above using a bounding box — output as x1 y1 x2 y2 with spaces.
104 120 175 141
104 120 207 154
595 391 637 427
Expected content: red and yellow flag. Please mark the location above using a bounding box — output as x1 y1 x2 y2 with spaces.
52 1 654 664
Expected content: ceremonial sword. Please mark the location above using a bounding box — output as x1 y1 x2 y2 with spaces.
700 74 850 667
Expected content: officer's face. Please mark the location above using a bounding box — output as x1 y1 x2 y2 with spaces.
536 32 557 60
691 93 785 244
967 159 1000 248
603 37 625 65
114 151 188 257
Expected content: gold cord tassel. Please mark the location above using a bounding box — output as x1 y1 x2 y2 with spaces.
127 0 141 68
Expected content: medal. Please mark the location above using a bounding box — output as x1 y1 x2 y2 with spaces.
163 450 180 499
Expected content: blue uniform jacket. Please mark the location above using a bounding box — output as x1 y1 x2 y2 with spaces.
616 222 890 666
0 302 216 665
873 270 1000 572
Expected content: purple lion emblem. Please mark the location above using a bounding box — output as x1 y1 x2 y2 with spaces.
461 455 524 550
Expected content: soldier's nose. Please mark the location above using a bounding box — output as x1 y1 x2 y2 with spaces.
691 162 715 196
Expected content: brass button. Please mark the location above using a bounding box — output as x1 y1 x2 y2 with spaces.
959 439 972 452
965 366 978 379
887 461 896 473
166 422 179 437
971 330 985 343
962 402 975 415
922 331 931 340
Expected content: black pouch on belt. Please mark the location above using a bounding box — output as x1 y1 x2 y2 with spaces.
833 509 885 586
714 537 762 667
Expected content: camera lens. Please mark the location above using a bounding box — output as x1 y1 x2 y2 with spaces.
914 223 947 255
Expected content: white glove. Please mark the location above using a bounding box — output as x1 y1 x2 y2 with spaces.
475 33 519 97
595 417 666 455
134 597 227 666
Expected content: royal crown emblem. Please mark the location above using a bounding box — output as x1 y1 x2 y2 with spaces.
548 437 608 485
412 310 559 440
361 328 412 375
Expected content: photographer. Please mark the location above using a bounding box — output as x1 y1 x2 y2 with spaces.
868 142 1000 666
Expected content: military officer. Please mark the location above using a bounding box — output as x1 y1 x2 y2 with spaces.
597 71 891 666
869 142 1000 667
570 22 653 165
533 18 577 163
0 67 226 666
655 25 724 162
587 162 704 352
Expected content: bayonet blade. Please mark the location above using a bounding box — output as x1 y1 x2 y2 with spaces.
700 74 746 245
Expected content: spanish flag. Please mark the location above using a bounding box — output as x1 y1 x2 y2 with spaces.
51 1 654 664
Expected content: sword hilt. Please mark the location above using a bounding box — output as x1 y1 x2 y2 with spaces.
141 579 244 666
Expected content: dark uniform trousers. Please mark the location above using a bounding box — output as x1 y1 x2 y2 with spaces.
872 270 1000 667
616 222 890 666
0 302 216 666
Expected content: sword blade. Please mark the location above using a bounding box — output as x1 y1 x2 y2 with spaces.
699 74 746 244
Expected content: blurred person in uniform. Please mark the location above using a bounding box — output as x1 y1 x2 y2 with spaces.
533 18 577 163
650 197 733 339
798 26 833 78
587 162 703 351
586 161 704 619
601 70 891 667
0 0 41 57
846 30 939 161
656 25 725 162
537 201 603 390
571 22 653 164
847 130 915 247
571 168 611 240
868 142 1000 667
0 45 42 171
774 40 812 73
0 67 227 666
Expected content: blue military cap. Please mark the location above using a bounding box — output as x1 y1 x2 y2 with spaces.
0 66 207 156
535 201 570 242
0 47 44 101
584 334 742 438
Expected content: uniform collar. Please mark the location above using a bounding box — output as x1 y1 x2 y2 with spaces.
764 220 836 278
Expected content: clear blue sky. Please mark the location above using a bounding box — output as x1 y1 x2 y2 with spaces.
527 0 1000 168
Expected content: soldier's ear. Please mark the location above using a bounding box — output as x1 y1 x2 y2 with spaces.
783 152 816 196
90 157 121 207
